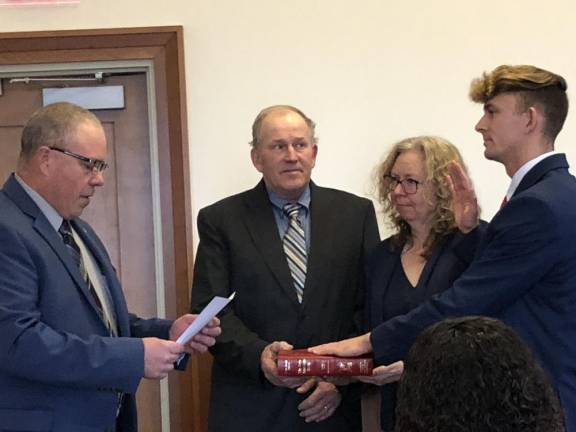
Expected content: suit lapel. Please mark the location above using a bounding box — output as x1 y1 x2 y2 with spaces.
301 183 337 309
368 245 398 327
3 175 110 329
416 236 449 290
33 217 90 298
514 153 568 197
72 220 130 336
242 181 300 307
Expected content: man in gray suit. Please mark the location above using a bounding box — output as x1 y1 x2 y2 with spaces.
191 105 379 431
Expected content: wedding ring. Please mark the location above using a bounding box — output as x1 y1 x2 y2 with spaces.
323 405 328 410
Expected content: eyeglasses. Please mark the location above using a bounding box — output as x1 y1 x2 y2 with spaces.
384 175 422 194
49 146 108 173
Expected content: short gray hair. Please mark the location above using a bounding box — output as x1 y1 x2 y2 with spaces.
249 105 317 147
20 102 101 161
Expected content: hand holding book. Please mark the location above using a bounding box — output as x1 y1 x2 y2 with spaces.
261 341 310 388
276 349 373 377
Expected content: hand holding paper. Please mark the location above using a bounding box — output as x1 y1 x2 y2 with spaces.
171 293 234 356
170 315 220 355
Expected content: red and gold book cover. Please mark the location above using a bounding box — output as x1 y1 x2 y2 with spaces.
277 349 373 376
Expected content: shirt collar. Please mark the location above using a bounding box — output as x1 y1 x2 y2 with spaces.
506 151 556 200
267 184 311 213
15 173 63 232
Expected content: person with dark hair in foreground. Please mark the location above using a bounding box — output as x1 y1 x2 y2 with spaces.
396 316 565 432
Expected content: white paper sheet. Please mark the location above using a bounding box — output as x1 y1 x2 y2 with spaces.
176 292 235 345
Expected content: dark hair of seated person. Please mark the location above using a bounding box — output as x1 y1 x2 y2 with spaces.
395 316 565 432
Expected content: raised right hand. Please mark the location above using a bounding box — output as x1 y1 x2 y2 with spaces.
447 161 480 233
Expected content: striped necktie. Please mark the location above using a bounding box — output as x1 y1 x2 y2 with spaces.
283 203 307 303
59 221 114 334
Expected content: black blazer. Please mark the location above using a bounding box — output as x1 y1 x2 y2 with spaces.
191 180 379 432
365 230 483 431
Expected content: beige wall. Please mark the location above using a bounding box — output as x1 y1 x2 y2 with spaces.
2 0 575 240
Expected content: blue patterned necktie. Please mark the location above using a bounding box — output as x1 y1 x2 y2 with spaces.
283 203 307 303
59 221 122 415
59 221 113 334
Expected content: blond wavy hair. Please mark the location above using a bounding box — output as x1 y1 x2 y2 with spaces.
469 65 568 140
375 136 469 256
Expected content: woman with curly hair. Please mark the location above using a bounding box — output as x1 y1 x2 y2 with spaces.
396 316 565 432
361 136 484 431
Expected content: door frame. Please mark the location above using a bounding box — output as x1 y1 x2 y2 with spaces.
0 26 200 431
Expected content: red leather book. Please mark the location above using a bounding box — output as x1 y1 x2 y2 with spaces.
276 349 373 376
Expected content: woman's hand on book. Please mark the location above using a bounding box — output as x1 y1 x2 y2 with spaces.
356 361 404 385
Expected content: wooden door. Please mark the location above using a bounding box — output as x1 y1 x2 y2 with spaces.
0 73 165 431
0 27 210 432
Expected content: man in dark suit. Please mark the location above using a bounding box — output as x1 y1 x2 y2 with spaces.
312 65 576 430
0 102 220 432
190 105 379 431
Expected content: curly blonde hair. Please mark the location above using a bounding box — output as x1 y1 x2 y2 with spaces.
375 136 469 256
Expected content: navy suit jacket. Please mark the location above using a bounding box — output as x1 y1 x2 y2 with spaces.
0 175 172 432
370 154 576 430
191 180 380 432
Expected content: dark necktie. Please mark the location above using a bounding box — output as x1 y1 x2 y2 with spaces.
59 223 122 416
283 203 307 303
500 196 508 209
59 220 113 334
